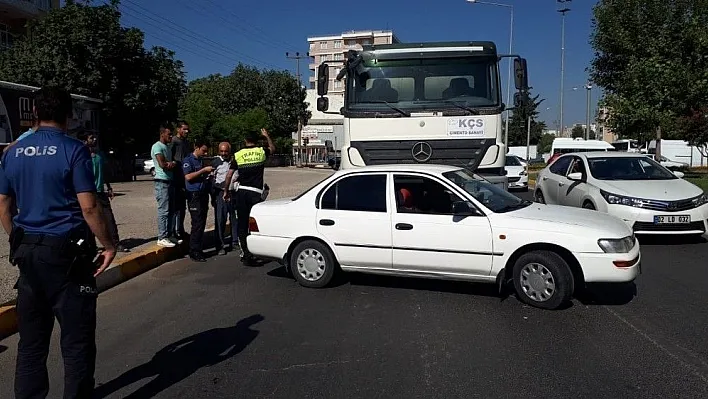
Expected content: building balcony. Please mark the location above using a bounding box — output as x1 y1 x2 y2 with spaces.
0 0 53 19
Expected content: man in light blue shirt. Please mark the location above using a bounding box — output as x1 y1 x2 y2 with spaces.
2 118 39 154
151 124 179 247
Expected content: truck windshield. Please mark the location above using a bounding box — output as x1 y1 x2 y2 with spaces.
346 57 499 114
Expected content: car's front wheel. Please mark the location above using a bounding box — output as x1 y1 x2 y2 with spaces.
150 168 156 177
512 250 574 310
290 240 337 288
534 189 546 204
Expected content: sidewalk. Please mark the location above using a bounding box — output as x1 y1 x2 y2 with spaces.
0 167 334 304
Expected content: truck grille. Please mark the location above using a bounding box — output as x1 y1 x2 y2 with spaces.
350 139 496 170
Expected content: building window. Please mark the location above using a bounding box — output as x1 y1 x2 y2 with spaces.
361 38 372 45
334 81 343 89
345 39 357 47
334 40 342 48
0 24 13 50
320 41 328 49
334 53 343 60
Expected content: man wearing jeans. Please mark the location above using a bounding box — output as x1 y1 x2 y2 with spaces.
151 125 178 247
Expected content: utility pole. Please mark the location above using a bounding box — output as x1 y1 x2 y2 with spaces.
557 1 571 137
526 115 532 162
585 83 592 140
286 51 309 167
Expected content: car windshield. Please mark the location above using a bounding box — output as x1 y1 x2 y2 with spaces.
588 156 677 180
505 156 522 166
442 169 531 213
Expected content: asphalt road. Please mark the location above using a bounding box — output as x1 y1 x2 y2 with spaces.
1 191 708 398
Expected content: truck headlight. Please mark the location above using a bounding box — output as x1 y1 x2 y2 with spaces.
598 236 635 253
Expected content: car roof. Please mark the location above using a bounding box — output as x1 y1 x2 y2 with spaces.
578 151 651 159
333 164 462 174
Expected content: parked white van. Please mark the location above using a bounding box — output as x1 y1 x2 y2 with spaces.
548 138 615 164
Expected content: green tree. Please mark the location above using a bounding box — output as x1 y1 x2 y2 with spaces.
537 133 555 154
571 125 584 139
506 90 546 146
0 0 187 152
181 64 309 153
677 108 708 158
590 0 708 155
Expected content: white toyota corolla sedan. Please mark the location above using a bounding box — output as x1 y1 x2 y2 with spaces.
247 164 640 310
534 152 708 236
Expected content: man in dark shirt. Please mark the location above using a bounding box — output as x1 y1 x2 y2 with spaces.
182 139 213 261
170 121 190 240
223 128 275 266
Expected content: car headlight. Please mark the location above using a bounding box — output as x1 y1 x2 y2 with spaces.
520 170 527 176
693 193 708 207
598 235 635 253
600 190 644 207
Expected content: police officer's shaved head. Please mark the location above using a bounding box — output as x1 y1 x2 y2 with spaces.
33 86 72 126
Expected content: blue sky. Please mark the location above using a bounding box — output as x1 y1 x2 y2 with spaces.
105 0 599 129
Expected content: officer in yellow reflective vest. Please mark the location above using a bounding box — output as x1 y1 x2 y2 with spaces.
223 128 275 265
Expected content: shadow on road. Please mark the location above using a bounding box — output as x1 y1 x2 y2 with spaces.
93 314 264 398
119 237 158 250
575 282 637 306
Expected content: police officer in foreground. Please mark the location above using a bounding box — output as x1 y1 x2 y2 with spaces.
223 128 274 266
0 87 117 398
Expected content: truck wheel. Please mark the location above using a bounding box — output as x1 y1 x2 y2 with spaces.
512 250 574 310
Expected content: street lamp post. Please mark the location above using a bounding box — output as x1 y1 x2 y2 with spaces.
466 0 513 147
557 1 571 137
585 83 592 140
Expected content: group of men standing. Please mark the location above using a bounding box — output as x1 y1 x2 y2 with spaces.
150 123 275 264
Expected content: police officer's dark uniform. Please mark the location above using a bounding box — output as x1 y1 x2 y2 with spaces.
228 138 271 265
0 88 115 398
182 147 211 261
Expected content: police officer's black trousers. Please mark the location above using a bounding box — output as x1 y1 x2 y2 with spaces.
187 190 209 255
235 189 263 261
13 241 97 399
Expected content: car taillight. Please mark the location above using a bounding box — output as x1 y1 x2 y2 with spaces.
248 217 259 233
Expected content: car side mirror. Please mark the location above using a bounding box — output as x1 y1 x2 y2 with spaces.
452 201 477 217
673 171 685 178
567 172 583 181
317 63 329 96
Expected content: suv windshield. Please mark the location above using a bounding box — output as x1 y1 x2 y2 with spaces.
442 169 531 213
588 156 677 180
346 56 500 114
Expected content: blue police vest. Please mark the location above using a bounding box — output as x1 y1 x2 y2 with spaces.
0 127 96 235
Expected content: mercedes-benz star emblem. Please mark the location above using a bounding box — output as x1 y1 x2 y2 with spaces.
411 141 433 163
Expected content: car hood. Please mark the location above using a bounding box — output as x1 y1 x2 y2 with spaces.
506 165 525 175
506 203 632 237
595 178 703 200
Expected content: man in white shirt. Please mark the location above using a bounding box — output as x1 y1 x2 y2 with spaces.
211 142 238 255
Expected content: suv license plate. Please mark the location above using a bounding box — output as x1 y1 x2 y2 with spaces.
654 215 690 224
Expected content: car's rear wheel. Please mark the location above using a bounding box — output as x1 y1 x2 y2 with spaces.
290 240 336 288
534 189 545 204
512 250 574 310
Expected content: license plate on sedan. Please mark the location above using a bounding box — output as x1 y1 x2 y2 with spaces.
653 215 691 224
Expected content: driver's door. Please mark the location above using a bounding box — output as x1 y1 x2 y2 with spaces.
557 156 591 207
390 173 493 277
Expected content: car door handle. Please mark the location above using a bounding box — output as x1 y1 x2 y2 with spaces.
542 176 548 181
558 182 565 187
395 223 413 230
319 219 335 226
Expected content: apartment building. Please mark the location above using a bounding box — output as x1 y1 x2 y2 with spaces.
307 30 400 93
0 0 59 49
597 106 617 143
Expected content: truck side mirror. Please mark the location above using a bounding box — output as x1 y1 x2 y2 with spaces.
514 58 528 91
317 63 329 96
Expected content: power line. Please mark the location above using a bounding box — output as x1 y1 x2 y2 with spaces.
120 8 237 70
201 0 300 51
122 0 279 69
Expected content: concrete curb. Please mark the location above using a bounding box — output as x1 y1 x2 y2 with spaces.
0 224 229 340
